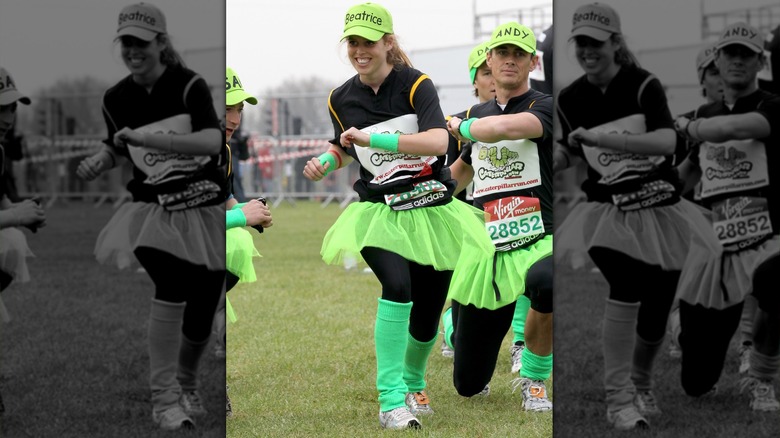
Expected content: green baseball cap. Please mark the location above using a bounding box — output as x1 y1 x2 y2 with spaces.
488 22 536 55
570 3 621 42
342 2 393 42
116 2 167 42
226 67 257 106
696 43 718 83
468 41 491 84
0 67 31 106
716 22 763 53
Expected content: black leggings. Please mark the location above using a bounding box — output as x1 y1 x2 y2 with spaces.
589 247 679 342
452 300 515 396
451 255 553 396
134 247 225 342
360 246 451 342
680 253 780 396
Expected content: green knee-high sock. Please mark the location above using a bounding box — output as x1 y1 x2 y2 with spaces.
513 295 531 344
520 346 552 381
749 349 780 381
443 306 454 350
631 335 664 391
375 298 413 412
149 299 186 413
403 333 438 393
178 335 211 392
603 299 640 412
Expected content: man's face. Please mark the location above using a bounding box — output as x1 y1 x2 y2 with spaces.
0 102 17 141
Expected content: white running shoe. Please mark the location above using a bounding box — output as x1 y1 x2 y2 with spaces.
180 390 207 416
739 344 752 375
634 390 662 416
441 342 454 359
739 376 780 412
378 407 421 430
511 377 552 412
152 405 195 430
606 406 649 430
510 343 525 374
405 391 434 415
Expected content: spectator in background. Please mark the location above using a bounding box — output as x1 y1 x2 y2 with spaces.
759 23 779 95
229 127 248 201
0 65 46 415
530 24 553 95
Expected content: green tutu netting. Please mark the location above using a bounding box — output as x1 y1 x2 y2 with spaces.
449 234 552 310
226 296 237 323
226 227 260 283
321 199 494 271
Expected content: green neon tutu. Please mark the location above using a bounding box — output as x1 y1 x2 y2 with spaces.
321 199 494 271
449 235 552 310
226 227 260 283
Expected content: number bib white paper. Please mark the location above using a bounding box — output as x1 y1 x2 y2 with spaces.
581 114 665 185
126 114 211 185
698 139 769 199
470 138 541 199
352 114 438 185
483 196 545 251
711 196 773 250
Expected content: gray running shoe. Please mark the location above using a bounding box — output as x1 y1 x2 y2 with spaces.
180 390 207 416
152 405 195 430
441 341 454 359
511 377 552 412
510 343 525 374
606 406 649 430
634 390 662 416
405 391 434 415
739 376 780 412
739 345 752 375
378 407 421 430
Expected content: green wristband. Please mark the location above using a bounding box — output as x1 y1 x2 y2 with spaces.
369 133 400 152
459 118 478 142
318 152 338 176
231 202 247 210
226 208 247 229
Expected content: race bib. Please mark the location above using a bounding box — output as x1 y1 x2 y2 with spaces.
611 179 677 211
157 180 222 211
384 180 448 211
126 114 211 185
483 196 545 251
352 114 438 185
711 196 773 251
698 139 769 199
471 138 541 199
580 114 665 185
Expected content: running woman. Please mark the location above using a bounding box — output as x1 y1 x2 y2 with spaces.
0 66 44 295
0 66 45 415
673 21 780 412
223 66 272 418
443 22 554 412
554 3 715 430
302 2 494 430
76 3 226 430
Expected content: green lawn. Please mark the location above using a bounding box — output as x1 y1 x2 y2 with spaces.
1 203 225 438
227 201 551 437
554 263 780 437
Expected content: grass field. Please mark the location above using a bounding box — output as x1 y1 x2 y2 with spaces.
554 263 780 437
226 200 552 437
1 202 225 438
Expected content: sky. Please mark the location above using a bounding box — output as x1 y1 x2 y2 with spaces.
0 0 224 95
227 0 552 98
